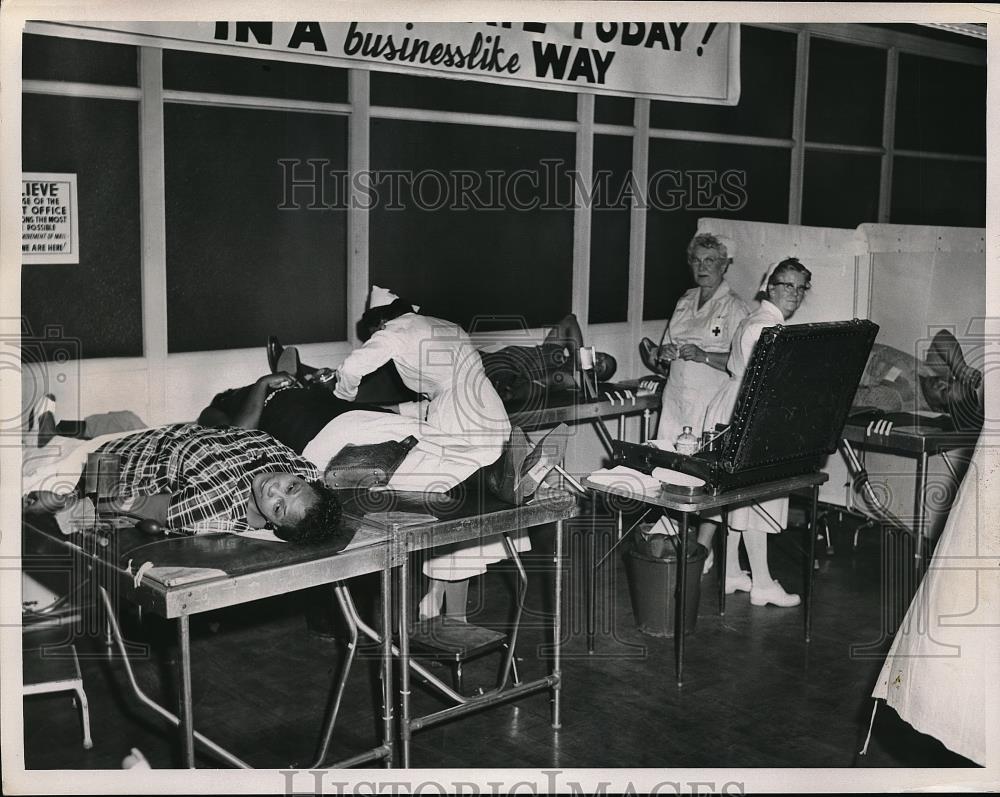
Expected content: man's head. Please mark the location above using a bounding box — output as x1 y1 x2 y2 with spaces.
247 472 342 542
594 352 617 382
919 373 984 430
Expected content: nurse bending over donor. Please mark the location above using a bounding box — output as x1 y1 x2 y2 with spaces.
202 288 570 622
23 423 343 544
269 310 618 407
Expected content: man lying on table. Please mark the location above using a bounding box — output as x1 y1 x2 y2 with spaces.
852 330 984 431
23 423 343 543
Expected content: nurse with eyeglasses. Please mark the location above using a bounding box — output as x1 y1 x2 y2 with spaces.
701 256 814 608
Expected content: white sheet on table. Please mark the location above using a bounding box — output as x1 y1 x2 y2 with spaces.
22 429 144 495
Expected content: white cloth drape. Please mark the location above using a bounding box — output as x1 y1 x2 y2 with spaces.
870 440 997 765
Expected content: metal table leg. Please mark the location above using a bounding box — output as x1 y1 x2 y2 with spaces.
552 519 564 729
675 512 689 687
398 560 412 768
178 616 195 768
97 587 251 768
805 485 818 643
380 567 395 768
310 586 360 768
718 510 728 616
586 495 598 655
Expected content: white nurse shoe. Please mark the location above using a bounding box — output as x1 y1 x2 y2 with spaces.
724 570 752 594
749 578 801 607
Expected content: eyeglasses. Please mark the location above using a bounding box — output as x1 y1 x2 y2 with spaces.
689 256 722 268
772 281 810 296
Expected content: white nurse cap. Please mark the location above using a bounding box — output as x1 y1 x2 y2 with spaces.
368 285 420 313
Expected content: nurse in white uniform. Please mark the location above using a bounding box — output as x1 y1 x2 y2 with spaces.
647 234 748 564
654 233 749 445
332 286 522 621
702 257 813 608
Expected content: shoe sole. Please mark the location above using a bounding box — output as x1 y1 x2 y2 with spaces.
749 595 801 607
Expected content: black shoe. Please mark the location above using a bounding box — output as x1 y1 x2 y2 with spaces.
515 423 570 504
267 336 283 373
36 411 57 448
487 427 532 504
276 346 320 384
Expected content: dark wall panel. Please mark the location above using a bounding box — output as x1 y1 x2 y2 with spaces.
165 105 348 352
651 26 797 139
806 37 886 146
369 119 574 331
22 94 142 359
23 33 137 86
801 151 881 229
588 134 632 324
895 54 986 156
164 49 348 103
371 71 576 120
643 140 790 320
890 156 985 227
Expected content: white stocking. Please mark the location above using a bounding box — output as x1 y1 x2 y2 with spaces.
742 529 772 585
726 530 742 577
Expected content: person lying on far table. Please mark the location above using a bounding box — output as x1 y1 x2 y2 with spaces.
852 330 984 432
478 313 617 403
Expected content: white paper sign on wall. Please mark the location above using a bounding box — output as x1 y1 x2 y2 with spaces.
22 172 79 264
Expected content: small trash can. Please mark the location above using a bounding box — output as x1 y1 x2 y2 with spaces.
624 530 706 638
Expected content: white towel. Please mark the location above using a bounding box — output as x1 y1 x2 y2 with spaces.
587 465 661 494
651 467 706 489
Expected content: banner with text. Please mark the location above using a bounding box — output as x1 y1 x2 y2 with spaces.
22 173 79 264
48 21 740 104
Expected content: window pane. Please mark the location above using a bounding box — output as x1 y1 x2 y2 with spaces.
22 95 142 359
163 49 348 103
801 151 881 229
165 105 348 352
643 140 790 320
23 33 137 86
650 26 797 139
370 119 574 330
595 96 634 126
890 156 985 227
371 71 577 120
806 37 885 146
895 54 986 156
589 135 632 324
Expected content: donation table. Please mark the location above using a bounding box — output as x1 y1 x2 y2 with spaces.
337 484 581 767
24 483 581 769
584 471 828 686
840 421 978 579
508 380 661 452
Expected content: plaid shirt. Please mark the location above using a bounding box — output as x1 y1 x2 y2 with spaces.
95 423 318 533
